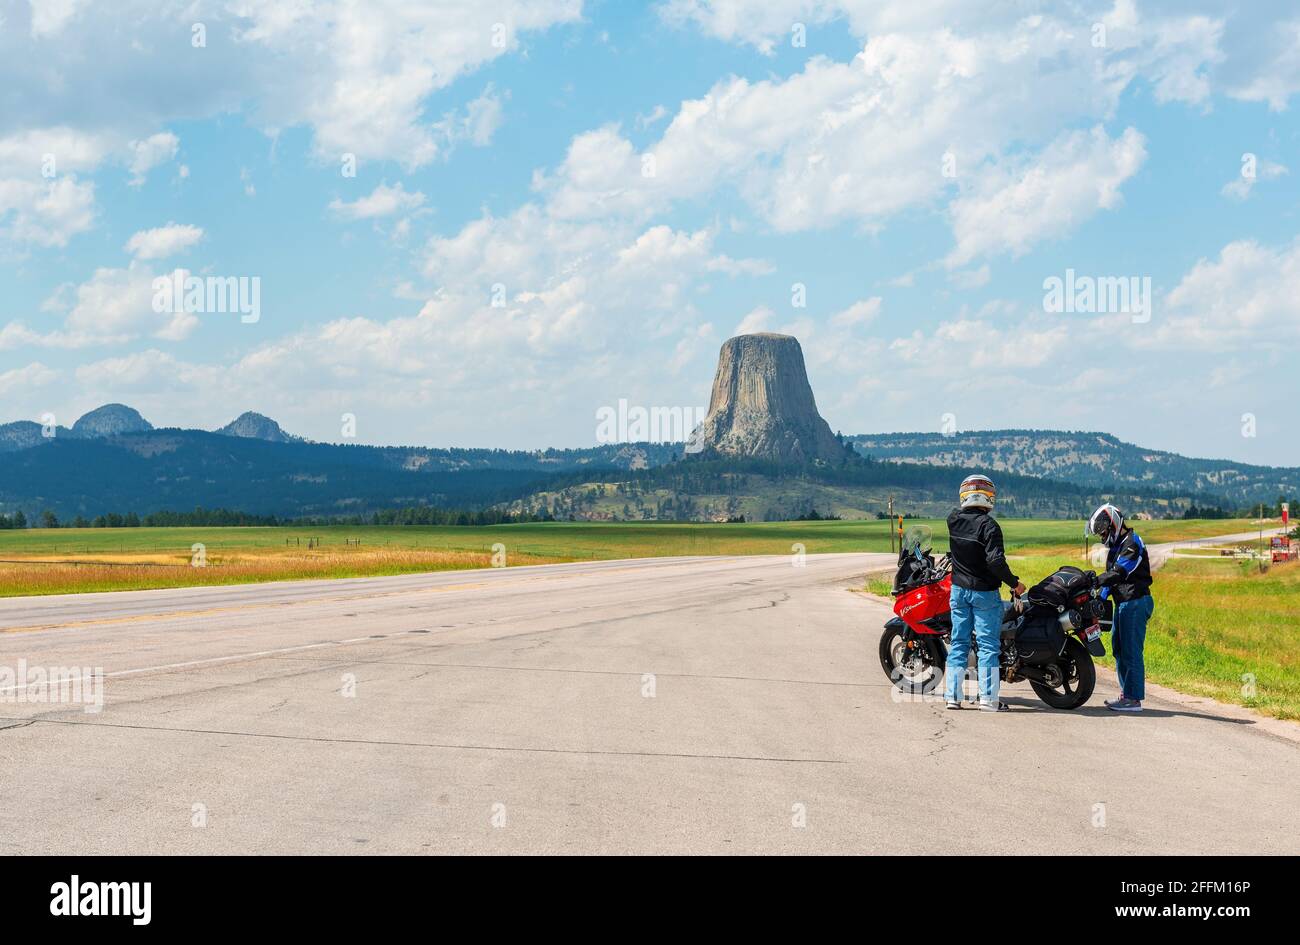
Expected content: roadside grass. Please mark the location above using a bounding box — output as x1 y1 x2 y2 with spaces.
1138 557 1300 720
866 574 894 596
0 517 1261 558
0 548 565 597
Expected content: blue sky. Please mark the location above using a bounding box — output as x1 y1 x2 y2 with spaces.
3 0 1300 464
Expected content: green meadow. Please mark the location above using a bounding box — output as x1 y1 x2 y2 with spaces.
0 516 1258 565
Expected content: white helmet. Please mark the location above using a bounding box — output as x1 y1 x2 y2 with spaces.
1088 504 1124 545
959 474 996 510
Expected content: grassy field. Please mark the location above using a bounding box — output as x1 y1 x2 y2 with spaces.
0 517 1263 597
1132 557 1300 720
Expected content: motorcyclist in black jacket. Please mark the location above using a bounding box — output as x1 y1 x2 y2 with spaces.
942 475 1026 712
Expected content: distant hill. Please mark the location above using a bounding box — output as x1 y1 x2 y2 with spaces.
0 420 65 452
71 403 153 437
0 418 684 520
502 456 1226 523
216 411 298 443
0 431 566 520
0 403 1287 523
847 430 1300 507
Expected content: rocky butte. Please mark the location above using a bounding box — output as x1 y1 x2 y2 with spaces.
685 332 846 464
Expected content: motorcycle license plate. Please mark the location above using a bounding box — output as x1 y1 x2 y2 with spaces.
1085 626 1101 643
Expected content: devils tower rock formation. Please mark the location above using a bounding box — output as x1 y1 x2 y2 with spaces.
685 333 845 463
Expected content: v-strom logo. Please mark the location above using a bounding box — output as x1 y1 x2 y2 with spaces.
50 876 151 926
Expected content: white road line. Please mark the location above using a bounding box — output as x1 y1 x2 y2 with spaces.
0 634 392 693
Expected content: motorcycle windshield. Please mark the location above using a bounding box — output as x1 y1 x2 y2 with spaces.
901 525 932 557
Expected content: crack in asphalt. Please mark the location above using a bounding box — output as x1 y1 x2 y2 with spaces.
263 655 873 687
2 716 848 765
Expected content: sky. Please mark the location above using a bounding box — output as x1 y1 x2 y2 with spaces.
2 0 1299 464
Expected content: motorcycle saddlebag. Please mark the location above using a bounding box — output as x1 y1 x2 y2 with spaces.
1014 608 1066 665
1026 565 1092 613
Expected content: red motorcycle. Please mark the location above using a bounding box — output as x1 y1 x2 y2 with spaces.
879 526 1109 709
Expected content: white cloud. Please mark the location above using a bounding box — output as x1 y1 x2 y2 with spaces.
28 0 88 38
74 349 223 392
5 264 200 348
0 128 142 247
440 86 506 148
329 182 426 220
65 264 199 343
901 317 1069 372
660 0 1241 111
1155 238 1300 349
232 0 581 167
946 126 1147 266
637 104 668 129
0 0 579 225
0 361 59 395
659 0 1005 46
948 265 991 289
0 175 96 247
0 126 113 175
124 223 204 260
536 14 1163 252
829 297 880 327
82 212 772 441
1221 160 1288 201
127 132 178 187
1220 17 1300 111
733 305 773 335
705 253 774 276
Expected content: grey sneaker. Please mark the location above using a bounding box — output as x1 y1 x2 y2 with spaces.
1106 697 1143 712
978 700 1009 712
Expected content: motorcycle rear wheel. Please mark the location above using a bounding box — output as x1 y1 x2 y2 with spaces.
1030 637 1096 709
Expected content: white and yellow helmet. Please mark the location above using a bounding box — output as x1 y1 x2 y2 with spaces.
959 474 996 509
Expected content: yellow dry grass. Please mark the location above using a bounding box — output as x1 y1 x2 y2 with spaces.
0 548 565 597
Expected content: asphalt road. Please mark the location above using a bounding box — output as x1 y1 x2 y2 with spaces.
1 551 1296 855
1093 529 1284 569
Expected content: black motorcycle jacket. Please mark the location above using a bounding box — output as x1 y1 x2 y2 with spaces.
1098 528 1152 603
945 506 1019 592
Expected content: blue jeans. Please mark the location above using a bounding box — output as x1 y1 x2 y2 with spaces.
945 585 1003 703
1113 594 1154 701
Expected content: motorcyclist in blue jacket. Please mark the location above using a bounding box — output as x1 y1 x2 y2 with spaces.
1089 504 1154 713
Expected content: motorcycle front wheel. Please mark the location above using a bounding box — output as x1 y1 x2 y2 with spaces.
1030 637 1096 709
879 624 946 694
